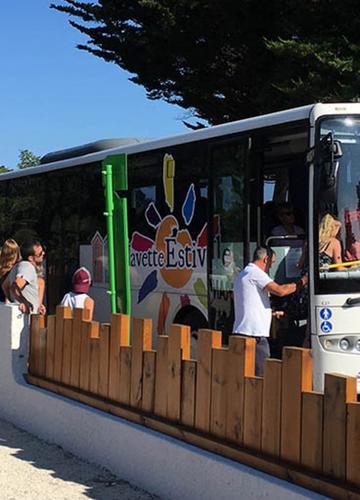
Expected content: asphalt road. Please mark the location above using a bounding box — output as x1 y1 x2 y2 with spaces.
0 418 159 499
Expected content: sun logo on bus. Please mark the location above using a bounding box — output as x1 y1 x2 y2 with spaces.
130 153 207 304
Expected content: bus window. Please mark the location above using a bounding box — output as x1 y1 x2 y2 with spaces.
209 138 251 336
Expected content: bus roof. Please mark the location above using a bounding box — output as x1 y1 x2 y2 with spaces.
0 102 342 181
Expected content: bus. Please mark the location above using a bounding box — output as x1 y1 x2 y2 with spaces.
1 103 360 391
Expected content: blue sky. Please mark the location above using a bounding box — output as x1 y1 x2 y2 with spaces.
1 0 190 169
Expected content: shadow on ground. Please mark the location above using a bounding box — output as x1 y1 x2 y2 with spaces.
0 418 159 499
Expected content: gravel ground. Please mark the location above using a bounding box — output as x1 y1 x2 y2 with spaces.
0 418 160 499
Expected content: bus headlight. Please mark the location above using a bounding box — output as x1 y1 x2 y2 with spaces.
356 340 360 351
339 338 350 351
324 339 333 349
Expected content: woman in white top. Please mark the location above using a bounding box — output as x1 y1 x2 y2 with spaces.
61 267 94 320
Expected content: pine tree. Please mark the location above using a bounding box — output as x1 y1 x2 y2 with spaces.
51 0 360 123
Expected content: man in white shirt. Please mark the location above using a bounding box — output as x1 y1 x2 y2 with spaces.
233 246 307 375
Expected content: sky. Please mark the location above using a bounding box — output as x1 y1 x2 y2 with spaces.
1 0 190 169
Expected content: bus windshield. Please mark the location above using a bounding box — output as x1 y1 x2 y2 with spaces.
315 116 360 293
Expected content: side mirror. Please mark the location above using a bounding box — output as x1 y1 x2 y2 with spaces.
319 132 342 200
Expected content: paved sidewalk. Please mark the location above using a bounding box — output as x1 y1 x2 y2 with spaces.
0 418 159 499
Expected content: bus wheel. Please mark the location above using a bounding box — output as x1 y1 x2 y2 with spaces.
173 306 208 359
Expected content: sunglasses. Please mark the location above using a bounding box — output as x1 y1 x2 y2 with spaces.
34 249 45 257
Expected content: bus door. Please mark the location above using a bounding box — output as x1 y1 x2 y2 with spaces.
260 129 310 356
208 137 257 340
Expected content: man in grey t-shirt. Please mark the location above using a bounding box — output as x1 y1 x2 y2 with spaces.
9 240 46 314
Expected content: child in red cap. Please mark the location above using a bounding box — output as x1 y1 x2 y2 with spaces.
61 267 94 319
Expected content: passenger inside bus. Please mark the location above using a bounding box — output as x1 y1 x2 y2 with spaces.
270 202 305 247
318 213 343 270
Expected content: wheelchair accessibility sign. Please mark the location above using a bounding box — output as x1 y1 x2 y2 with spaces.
320 308 332 320
320 321 333 333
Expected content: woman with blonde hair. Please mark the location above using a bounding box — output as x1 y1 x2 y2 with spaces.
0 239 21 301
319 213 342 269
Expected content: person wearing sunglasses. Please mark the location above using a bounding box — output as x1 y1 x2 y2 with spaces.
8 240 46 314
270 202 305 247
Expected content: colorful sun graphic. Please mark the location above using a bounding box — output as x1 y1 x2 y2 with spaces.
130 153 208 333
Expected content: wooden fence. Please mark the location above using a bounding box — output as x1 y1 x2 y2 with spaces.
27 306 360 499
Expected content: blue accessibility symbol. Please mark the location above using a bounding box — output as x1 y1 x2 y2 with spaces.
320 308 332 320
321 321 333 333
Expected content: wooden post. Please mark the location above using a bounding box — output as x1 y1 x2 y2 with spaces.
119 346 131 405
181 360 196 427
89 335 100 394
261 358 282 457
45 315 56 380
61 318 73 385
154 335 168 417
98 323 110 398
346 401 360 486
108 313 130 401
69 308 90 388
323 373 357 480
167 324 190 421
142 350 156 413
130 318 152 408
301 391 323 472
210 347 228 438
243 376 263 450
38 327 47 377
280 347 312 463
53 306 72 382
29 314 44 375
79 321 99 392
195 329 222 433
226 336 255 444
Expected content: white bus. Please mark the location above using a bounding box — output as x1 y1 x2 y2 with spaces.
1 103 360 390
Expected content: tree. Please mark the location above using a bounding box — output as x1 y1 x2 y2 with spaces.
0 166 12 174
17 149 41 169
51 1 360 124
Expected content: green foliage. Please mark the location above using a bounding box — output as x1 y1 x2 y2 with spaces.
0 165 12 174
17 149 41 169
51 0 360 123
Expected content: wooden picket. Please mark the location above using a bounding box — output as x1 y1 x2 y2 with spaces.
27 310 360 498
323 373 357 480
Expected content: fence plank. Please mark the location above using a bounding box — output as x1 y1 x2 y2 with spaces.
301 391 323 472
98 324 110 398
70 308 90 388
29 315 43 375
38 327 47 377
346 401 360 486
130 318 152 409
280 347 312 463
167 324 190 422
195 329 222 433
119 346 131 405
89 336 100 394
108 314 130 402
154 336 168 417
323 373 357 480
45 315 56 380
226 336 255 444
53 306 72 382
79 321 99 392
243 376 263 450
142 350 156 413
61 318 73 385
261 359 282 457
210 347 228 438
181 360 196 427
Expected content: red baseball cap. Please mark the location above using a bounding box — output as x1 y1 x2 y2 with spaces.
72 267 91 293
